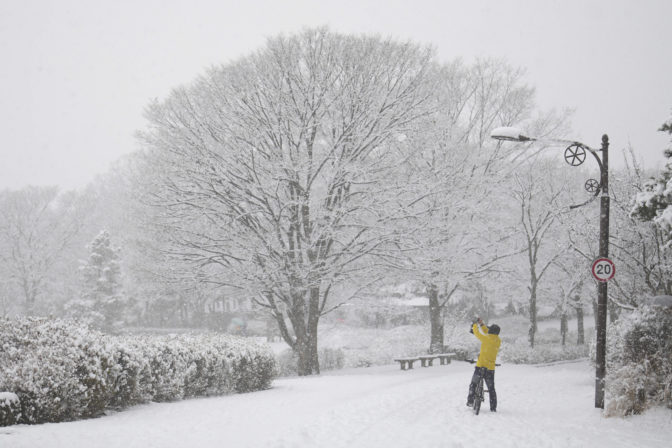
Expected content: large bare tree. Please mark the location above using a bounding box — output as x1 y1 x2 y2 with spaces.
137 29 436 375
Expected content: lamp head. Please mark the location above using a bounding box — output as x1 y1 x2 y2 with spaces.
490 127 534 142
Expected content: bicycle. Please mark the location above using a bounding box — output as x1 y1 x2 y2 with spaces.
465 359 501 415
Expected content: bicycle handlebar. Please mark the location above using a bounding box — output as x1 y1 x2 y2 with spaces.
464 359 501 366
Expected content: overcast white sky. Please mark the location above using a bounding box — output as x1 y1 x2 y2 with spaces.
1 0 671 191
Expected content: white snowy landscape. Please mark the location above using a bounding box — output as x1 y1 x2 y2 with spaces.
2 3 672 448
3 360 671 448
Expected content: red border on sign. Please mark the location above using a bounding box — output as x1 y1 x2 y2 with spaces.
592 258 615 282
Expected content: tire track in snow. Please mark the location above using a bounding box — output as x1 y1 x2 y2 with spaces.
278 364 483 448
270 367 454 448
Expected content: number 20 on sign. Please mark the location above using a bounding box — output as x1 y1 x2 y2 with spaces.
592 258 615 282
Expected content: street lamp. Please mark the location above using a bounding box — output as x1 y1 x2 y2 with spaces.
491 126 610 409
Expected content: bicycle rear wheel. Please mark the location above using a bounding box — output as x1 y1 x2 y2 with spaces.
473 378 483 415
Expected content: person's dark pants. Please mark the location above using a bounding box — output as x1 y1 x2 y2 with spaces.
467 366 497 410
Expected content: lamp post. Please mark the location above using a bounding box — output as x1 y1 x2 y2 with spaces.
491 127 610 409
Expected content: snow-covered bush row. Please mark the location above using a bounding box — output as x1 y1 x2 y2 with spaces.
0 318 276 425
604 306 672 416
110 333 275 402
0 317 117 424
498 338 589 364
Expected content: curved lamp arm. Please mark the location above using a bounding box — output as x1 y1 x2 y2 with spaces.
491 127 605 209
491 127 582 146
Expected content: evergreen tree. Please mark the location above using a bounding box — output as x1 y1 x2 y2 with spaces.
67 230 126 330
632 114 672 234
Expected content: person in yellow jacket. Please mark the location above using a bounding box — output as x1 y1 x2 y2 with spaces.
466 317 501 412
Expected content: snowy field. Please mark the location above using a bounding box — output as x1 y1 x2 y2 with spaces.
2 360 670 448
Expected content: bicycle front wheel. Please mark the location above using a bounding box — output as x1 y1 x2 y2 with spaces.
473 379 483 415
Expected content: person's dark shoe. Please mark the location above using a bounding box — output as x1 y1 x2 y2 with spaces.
466 401 473 407
490 409 496 412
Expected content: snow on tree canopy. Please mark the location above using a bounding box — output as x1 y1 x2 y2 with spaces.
65 230 127 331
630 115 672 246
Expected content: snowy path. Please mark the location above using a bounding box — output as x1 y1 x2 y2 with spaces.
2 360 670 448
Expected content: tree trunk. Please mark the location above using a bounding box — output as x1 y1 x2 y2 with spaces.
306 287 321 375
293 327 320 376
25 296 36 316
560 312 568 346
293 332 320 376
592 298 598 328
608 300 619 323
576 304 585 345
278 288 322 376
22 280 36 316
528 283 537 348
427 283 444 354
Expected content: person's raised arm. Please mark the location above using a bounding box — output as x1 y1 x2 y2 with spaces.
472 318 487 341
477 317 490 334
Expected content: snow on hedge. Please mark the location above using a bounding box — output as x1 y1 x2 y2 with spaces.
0 317 276 425
605 305 672 416
0 391 20 426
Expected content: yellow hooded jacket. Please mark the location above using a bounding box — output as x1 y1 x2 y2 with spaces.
472 323 501 370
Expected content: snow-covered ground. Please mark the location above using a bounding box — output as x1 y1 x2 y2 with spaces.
2 360 670 448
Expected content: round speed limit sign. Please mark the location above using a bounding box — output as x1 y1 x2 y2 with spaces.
592 258 615 282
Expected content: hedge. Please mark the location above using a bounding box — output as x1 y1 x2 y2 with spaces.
0 317 276 425
604 306 672 416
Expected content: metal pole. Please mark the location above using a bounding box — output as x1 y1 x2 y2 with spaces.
595 134 609 409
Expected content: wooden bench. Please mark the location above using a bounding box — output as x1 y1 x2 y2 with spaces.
419 355 436 367
436 353 456 365
420 353 456 367
393 357 419 370
394 353 456 370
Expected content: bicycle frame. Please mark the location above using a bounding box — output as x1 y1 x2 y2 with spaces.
465 359 500 416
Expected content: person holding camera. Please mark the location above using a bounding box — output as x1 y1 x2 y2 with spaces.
467 317 501 412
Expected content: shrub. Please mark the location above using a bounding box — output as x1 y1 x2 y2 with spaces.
144 338 190 402
0 318 115 423
499 337 589 365
106 341 153 408
0 392 20 426
0 318 276 425
605 306 672 416
228 346 277 392
605 361 660 416
180 338 228 397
